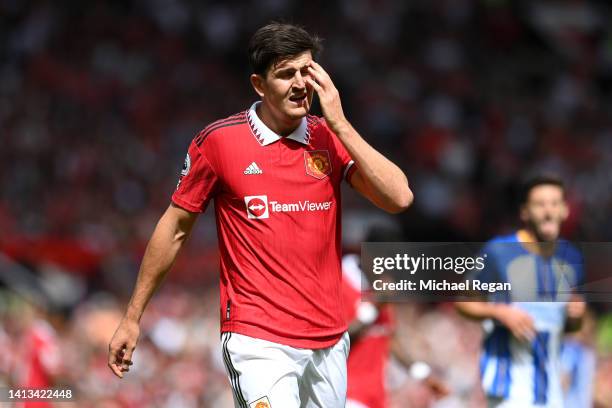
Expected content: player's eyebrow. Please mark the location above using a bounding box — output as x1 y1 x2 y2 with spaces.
274 67 296 75
273 62 310 75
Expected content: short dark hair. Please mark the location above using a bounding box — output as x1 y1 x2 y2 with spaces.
519 174 565 205
248 22 322 76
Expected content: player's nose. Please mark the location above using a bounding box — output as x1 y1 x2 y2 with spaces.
294 71 306 89
544 202 558 214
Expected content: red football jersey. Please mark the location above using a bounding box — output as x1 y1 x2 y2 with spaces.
342 255 395 408
172 102 357 348
18 320 61 408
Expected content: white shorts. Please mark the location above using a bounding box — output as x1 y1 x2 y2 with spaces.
220 331 350 408
345 400 370 408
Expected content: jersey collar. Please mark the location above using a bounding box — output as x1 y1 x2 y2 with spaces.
247 101 309 146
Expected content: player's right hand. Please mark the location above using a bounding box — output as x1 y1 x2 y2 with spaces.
495 305 535 342
108 317 140 378
424 375 450 399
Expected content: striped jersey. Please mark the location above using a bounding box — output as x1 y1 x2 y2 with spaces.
172 101 357 349
474 232 584 407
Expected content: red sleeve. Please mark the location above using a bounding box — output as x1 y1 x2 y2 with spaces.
322 119 358 185
378 304 396 331
171 138 219 213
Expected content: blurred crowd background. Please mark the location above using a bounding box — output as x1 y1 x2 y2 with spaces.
1 0 612 406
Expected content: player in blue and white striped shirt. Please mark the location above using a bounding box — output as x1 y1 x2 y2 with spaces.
456 176 586 407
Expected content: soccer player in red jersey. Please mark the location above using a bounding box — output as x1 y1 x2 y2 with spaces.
342 228 448 408
17 310 62 408
108 23 413 407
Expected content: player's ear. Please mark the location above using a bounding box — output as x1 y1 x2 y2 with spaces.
560 200 569 221
250 74 265 98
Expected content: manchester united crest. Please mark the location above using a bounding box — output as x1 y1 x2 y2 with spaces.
249 396 272 408
304 150 332 179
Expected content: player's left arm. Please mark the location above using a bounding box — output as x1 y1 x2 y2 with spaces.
565 294 586 332
565 249 587 332
306 62 413 214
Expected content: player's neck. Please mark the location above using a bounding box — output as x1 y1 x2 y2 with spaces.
516 229 556 257
257 102 301 136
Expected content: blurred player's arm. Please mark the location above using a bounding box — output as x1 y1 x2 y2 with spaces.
390 331 450 398
305 62 413 214
347 301 379 341
348 300 450 398
455 302 536 342
108 203 198 378
565 294 586 332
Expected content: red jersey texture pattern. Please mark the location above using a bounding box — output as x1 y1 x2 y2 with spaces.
172 102 356 349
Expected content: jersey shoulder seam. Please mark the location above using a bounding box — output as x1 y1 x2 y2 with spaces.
194 111 248 146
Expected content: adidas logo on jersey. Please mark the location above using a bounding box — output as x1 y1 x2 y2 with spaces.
244 162 263 175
